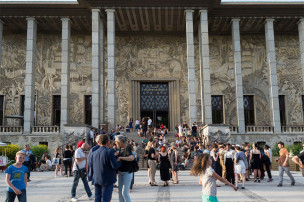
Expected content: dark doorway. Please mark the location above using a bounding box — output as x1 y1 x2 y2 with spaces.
140 83 169 129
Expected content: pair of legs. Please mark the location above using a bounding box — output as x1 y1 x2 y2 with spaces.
253 169 261 181
118 171 133 202
71 170 92 198
278 166 295 186
95 184 113 202
63 159 72 176
148 160 157 185
235 173 246 188
55 164 63 176
172 171 178 183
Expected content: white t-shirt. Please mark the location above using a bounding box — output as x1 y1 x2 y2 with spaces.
148 119 152 126
46 159 52 168
73 148 86 171
178 126 183 133
90 130 94 139
135 120 140 125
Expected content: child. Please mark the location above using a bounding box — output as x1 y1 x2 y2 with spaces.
190 153 237 202
5 151 28 202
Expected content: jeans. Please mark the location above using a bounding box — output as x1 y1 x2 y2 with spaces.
278 166 295 185
94 184 113 202
71 170 92 198
118 171 133 202
6 190 26 202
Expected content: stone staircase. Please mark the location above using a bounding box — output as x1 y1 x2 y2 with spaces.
124 131 194 170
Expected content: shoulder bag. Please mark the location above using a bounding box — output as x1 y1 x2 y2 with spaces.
75 161 87 178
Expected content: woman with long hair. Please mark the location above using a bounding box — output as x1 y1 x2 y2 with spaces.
159 146 171 186
145 141 153 184
249 143 262 182
116 135 134 202
54 147 63 177
190 153 237 202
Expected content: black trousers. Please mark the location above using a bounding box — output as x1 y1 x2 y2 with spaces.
264 163 272 179
63 159 72 176
225 158 235 184
23 161 31 180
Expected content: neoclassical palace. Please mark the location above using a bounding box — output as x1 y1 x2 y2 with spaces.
0 0 304 149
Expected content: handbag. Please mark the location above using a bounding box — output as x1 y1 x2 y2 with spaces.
131 160 139 172
52 158 59 165
75 162 87 178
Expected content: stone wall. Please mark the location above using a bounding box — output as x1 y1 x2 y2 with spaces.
0 34 302 129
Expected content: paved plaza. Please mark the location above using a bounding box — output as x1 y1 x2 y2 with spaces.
1 170 304 202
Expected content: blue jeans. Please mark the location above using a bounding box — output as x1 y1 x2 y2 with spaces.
118 171 132 202
71 170 92 198
94 184 113 202
6 190 26 202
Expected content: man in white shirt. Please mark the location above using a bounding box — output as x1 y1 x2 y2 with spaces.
148 117 152 128
71 143 94 201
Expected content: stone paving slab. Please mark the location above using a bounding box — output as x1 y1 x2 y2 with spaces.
1 170 304 202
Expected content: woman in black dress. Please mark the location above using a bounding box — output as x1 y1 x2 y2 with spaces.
159 146 171 186
249 143 262 182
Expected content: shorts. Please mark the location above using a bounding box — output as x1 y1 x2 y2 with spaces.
235 160 246 174
202 195 218 202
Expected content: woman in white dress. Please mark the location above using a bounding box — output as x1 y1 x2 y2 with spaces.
234 145 246 189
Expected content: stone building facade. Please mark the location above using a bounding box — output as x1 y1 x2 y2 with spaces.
0 0 304 150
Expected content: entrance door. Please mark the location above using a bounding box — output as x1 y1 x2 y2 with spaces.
140 83 169 129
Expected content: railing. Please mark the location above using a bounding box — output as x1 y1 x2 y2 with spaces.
281 126 304 133
245 126 273 133
229 126 239 133
31 126 60 133
0 126 23 133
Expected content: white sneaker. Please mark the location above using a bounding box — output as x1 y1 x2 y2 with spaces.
89 195 95 200
71 197 78 202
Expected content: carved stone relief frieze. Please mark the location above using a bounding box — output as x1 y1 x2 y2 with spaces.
275 35 303 125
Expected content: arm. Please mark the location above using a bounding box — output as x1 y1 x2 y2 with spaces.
118 155 134 161
292 156 304 168
6 174 22 195
212 172 237 191
109 150 121 170
249 151 252 162
283 153 289 167
75 156 87 163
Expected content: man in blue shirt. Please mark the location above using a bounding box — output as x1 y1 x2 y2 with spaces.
92 134 121 202
21 144 33 182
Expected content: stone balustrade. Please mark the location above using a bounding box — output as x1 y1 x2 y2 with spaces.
31 126 60 133
229 126 239 133
281 126 304 133
0 126 23 133
245 126 274 133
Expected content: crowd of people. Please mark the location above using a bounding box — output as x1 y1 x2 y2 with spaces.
3 119 304 202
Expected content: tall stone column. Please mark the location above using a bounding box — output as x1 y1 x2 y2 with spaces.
100 19 105 124
265 19 281 133
92 9 101 128
198 10 212 125
60 18 71 132
24 18 37 133
299 19 304 94
106 9 116 130
0 20 3 75
232 19 245 133
185 10 197 125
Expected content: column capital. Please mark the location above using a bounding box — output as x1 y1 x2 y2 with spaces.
26 17 36 22
184 9 194 14
105 9 115 13
298 18 304 24
231 18 241 22
60 18 70 22
199 9 208 13
92 8 101 12
265 18 275 23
